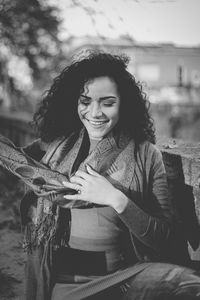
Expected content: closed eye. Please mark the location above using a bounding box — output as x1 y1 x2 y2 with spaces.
102 102 115 107
79 97 91 106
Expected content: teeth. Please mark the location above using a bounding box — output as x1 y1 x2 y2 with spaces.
88 120 106 125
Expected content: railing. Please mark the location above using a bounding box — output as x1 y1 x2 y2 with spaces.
0 111 200 261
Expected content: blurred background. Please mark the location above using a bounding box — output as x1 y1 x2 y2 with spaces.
0 1 200 298
0 0 200 146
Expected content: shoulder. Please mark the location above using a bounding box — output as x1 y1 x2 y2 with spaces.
138 140 162 160
134 140 165 175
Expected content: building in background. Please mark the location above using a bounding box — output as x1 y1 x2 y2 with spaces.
62 36 200 141
63 36 200 99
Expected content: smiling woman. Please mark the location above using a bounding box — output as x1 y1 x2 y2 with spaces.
2 50 200 300
78 77 120 140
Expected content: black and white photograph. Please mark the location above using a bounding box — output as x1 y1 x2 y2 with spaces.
0 0 200 299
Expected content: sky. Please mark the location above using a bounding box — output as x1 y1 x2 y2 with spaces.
57 0 200 47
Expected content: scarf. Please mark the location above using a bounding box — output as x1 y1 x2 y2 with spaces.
0 133 91 207
0 129 137 300
0 129 136 246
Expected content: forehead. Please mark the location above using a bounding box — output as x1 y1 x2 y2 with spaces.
83 76 118 96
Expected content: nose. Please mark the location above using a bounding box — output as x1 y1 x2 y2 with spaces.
90 102 103 118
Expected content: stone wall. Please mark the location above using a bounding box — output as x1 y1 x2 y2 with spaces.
157 137 200 260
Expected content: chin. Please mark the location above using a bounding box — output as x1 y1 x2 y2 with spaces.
89 133 104 140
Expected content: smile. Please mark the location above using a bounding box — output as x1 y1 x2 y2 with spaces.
86 119 108 126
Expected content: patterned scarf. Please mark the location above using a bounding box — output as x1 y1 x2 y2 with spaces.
0 133 90 208
0 129 135 248
0 129 136 300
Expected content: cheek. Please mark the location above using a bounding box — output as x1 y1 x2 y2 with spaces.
78 105 87 117
109 109 120 124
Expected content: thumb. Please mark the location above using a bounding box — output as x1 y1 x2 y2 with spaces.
86 165 100 176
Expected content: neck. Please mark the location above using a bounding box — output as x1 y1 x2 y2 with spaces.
89 138 100 153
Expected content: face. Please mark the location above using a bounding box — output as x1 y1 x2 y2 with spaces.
78 76 120 140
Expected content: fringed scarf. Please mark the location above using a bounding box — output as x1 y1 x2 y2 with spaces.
0 129 137 300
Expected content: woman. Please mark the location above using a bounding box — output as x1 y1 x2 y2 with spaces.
4 51 200 299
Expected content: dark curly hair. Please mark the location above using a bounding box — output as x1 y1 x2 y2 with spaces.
33 50 156 145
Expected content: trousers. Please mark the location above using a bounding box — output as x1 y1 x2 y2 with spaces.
51 262 200 300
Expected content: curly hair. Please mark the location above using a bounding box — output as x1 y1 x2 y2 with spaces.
33 50 156 145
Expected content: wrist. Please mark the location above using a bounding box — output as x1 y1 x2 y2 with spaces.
111 190 129 213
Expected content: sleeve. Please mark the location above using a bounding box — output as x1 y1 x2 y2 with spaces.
118 144 175 253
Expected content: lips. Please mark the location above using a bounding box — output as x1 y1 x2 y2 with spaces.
86 119 108 126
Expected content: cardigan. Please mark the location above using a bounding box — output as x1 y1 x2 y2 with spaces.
21 129 191 300
22 130 177 261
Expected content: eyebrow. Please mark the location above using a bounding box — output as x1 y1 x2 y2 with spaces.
80 95 117 100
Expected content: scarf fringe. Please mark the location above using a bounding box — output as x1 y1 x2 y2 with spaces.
23 203 71 253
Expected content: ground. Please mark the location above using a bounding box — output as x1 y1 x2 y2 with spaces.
0 168 26 300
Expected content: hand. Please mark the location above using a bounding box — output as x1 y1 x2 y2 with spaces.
62 165 128 212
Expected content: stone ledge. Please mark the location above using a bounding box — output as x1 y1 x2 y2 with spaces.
157 136 200 260
157 137 200 188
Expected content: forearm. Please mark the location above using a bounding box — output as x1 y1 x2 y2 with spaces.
112 191 173 252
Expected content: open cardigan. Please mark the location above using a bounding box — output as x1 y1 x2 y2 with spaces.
21 128 175 256
0 129 190 299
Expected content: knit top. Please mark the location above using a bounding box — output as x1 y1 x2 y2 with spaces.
68 206 127 273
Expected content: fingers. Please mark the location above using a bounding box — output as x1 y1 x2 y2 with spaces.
75 170 91 180
62 181 81 192
61 194 84 208
75 165 101 179
63 194 82 201
70 176 85 186
86 165 101 177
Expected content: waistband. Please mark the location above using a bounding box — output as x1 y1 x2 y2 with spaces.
53 247 107 277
